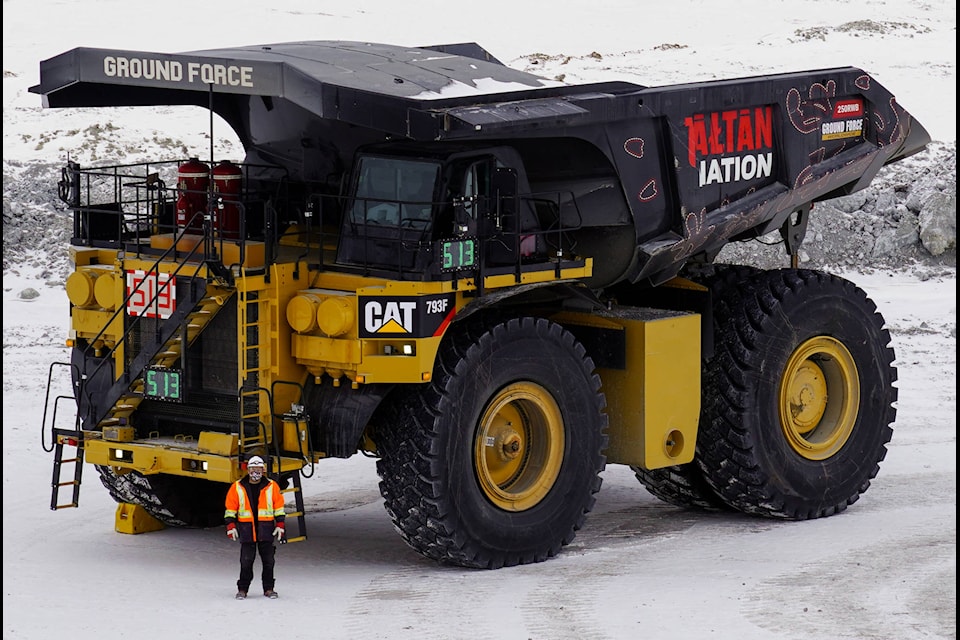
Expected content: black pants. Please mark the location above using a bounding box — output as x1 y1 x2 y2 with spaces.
237 540 276 592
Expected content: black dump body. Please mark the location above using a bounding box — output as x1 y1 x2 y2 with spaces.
31 40 930 285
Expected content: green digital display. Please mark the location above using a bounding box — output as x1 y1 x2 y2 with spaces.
439 238 476 271
143 367 183 403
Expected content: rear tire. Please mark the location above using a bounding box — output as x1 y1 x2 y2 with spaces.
697 268 896 519
374 316 608 568
97 466 228 528
631 464 728 510
632 263 761 511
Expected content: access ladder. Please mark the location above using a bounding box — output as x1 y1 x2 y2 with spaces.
279 469 308 544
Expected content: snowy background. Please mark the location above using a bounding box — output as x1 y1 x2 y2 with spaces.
2 1 955 639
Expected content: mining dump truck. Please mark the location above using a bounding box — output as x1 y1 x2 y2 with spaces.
32 41 929 569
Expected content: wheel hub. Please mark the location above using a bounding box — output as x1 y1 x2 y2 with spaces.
787 362 828 432
779 336 860 461
498 431 523 460
474 382 564 511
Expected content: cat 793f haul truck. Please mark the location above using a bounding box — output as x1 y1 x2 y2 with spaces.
32 41 929 569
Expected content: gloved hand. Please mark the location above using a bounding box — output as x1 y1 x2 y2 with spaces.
272 522 285 541
226 523 239 541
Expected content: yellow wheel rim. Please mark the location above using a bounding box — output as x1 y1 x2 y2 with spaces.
779 336 860 461
474 382 565 511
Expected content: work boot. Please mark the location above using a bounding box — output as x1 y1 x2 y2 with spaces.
235 590 247 600
264 589 278 599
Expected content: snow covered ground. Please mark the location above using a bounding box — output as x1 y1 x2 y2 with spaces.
2 1 955 639
2 269 955 639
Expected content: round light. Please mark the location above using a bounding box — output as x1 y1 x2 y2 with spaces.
94 273 118 311
317 296 354 337
286 294 322 333
65 269 98 307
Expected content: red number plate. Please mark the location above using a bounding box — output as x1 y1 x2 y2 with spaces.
126 270 176 319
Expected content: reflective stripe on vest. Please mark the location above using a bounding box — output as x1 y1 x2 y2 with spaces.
235 483 253 520
259 484 285 519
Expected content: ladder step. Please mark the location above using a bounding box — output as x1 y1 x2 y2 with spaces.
283 535 307 544
56 480 80 487
284 510 304 518
59 457 80 464
53 503 79 510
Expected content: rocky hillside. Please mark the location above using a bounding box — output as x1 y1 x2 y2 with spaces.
717 140 956 275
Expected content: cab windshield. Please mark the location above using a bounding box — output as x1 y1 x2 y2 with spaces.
351 156 440 229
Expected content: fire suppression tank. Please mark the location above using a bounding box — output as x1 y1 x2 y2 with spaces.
175 157 210 234
212 160 243 239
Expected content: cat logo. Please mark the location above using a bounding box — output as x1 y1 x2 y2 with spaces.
364 300 417 334
359 294 456 339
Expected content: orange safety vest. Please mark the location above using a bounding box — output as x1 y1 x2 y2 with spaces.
224 478 285 542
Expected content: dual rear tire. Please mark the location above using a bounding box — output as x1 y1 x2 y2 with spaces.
637 266 896 519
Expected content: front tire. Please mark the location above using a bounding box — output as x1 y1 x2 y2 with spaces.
697 269 896 519
374 316 608 569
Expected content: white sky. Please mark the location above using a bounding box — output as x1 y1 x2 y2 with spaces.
2 1 956 639
2 0 956 168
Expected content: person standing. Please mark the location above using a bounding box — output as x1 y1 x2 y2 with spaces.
224 455 286 599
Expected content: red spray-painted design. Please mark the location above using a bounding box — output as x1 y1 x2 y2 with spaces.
622 136 661 203
874 97 904 147
624 137 645 159
786 81 836 134
683 207 710 239
637 178 658 202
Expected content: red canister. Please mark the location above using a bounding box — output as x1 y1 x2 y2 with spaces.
175 157 210 234
212 160 243 239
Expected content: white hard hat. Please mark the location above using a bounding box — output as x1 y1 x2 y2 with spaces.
247 456 266 469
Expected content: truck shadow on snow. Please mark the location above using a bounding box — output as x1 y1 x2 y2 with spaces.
264 481 784 569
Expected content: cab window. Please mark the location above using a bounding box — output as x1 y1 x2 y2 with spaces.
351 157 439 228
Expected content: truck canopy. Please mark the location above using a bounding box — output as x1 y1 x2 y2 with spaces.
29 40 642 142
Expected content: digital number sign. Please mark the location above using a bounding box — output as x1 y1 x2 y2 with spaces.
439 238 476 272
143 366 183 403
